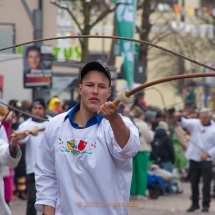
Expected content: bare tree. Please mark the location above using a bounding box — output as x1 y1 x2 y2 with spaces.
136 0 173 83
151 30 215 96
51 0 119 63
135 0 155 83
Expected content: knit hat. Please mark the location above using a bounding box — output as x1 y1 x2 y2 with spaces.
31 98 46 110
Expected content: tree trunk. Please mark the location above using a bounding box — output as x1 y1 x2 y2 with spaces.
80 37 89 63
78 1 92 86
80 1 91 64
176 56 186 95
108 15 117 66
139 0 152 83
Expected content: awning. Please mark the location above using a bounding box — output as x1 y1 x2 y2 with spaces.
51 76 77 96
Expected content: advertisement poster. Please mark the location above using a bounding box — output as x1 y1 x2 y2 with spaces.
23 46 53 88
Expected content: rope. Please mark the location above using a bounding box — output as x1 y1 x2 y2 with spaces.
126 73 215 97
0 101 49 122
1 35 215 116
0 35 215 72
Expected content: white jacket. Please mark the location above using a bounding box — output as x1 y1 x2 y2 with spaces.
0 140 22 215
178 118 215 161
35 112 140 215
133 118 154 152
18 117 51 174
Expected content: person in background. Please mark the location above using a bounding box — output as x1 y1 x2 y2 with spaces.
18 98 51 215
17 100 32 125
0 129 29 215
171 118 189 152
46 100 58 118
184 83 196 112
151 121 175 194
67 97 79 111
174 108 215 212
48 97 62 114
131 106 154 199
212 160 215 199
123 106 133 122
133 92 146 110
151 112 165 131
13 100 32 201
0 106 14 207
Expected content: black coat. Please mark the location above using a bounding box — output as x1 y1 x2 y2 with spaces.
151 128 175 164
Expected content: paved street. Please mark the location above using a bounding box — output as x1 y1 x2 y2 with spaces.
10 183 215 215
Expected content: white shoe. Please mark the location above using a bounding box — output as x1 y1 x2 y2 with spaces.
137 195 148 200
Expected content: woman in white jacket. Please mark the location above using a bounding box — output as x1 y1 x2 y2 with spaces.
130 106 154 198
0 128 28 215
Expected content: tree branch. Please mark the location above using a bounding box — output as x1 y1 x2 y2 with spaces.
51 0 83 34
137 0 143 10
90 2 130 28
90 3 120 28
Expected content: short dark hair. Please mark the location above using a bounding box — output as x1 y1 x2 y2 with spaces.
26 46 41 58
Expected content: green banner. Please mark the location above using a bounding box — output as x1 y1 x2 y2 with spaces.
115 0 136 89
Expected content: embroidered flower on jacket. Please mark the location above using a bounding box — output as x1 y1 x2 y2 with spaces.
199 129 206 133
58 138 64 144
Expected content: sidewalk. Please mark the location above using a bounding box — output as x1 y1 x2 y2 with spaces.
129 182 215 215
10 182 215 215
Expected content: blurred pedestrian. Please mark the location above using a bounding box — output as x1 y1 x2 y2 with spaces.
0 106 15 207
48 97 62 114
174 108 215 212
123 106 133 122
131 106 154 199
14 100 32 200
184 83 196 112
0 128 28 215
151 121 175 194
18 98 51 215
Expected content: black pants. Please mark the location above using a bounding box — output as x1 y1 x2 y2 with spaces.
214 179 215 194
26 173 37 215
189 160 212 207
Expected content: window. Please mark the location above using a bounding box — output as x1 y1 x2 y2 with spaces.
156 0 178 4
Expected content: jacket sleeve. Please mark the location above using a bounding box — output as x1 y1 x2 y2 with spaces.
106 116 140 160
173 126 189 150
207 133 215 159
150 140 158 161
0 124 8 143
207 147 215 159
141 123 154 144
166 137 175 164
177 118 198 133
18 121 30 144
0 140 22 168
35 127 58 213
